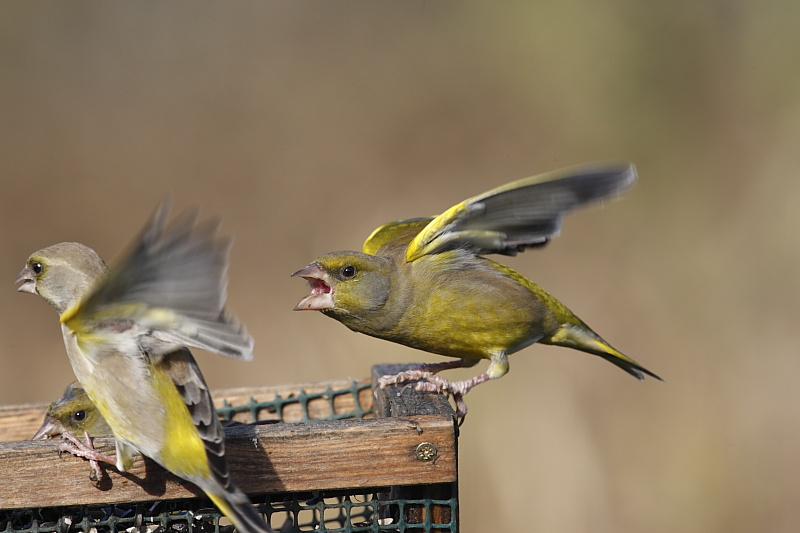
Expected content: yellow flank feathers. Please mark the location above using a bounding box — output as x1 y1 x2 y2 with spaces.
152 366 210 478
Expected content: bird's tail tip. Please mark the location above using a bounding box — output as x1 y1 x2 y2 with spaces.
548 324 662 381
208 492 274 533
596 340 662 382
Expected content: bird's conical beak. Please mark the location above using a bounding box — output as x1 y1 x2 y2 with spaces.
32 415 62 440
291 264 334 311
15 266 36 294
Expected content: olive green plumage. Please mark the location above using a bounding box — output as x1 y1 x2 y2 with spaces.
294 163 660 416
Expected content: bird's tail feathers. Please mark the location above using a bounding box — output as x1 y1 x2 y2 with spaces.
545 324 661 381
208 488 273 533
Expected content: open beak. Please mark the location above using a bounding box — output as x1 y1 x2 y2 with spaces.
291 264 335 311
15 266 36 294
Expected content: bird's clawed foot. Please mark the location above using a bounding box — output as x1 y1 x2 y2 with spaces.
377 368 442 389
378 365 490 422
411 376 476 422
376 360 466 390
59 430 115 481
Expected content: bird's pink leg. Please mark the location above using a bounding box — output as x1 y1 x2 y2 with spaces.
59 430 115 481
378 354 507 419
414 371 494 419
414 371 493 396
376 360 475 389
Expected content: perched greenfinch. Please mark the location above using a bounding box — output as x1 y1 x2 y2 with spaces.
17 204 271 533
33 381 112 440
34 381 244 441
293 163 660 417
32 380 114 482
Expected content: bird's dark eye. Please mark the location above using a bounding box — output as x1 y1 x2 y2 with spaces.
31 261 43 275
340 265 357 279
73 410 86 422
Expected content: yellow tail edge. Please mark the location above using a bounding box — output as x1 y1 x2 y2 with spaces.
545 324 662 381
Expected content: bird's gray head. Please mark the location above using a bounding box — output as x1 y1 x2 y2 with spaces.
16 242 108 315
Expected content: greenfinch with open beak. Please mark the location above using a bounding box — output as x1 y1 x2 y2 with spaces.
293 163 660 418
17 204 271 533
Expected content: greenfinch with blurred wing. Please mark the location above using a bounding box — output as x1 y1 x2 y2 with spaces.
16 204 271 533
293 162 660 417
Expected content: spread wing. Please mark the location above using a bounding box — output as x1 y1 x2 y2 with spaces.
71 201 253 360
405 162 637 262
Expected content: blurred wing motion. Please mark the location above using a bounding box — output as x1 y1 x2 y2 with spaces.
65 202 254 360
406 162 637 261
17 203 268 533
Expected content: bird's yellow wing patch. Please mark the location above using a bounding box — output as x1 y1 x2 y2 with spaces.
405 202 470 262
362 218 434 256
61 301 181 335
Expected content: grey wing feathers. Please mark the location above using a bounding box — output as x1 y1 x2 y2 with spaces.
162 348 231 489
83 201 254 360
455 162 636 256
154 310 254 361
167 349 272 533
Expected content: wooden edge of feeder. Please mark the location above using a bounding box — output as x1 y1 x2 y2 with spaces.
0 413 456 510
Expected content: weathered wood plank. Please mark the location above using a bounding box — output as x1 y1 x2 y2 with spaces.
0 414 456 510
0 404 47 443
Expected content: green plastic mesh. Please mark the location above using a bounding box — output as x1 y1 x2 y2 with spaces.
1 381 457 533
0 488 457 533
216 381 372 423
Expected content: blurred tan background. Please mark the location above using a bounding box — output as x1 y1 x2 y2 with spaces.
2 2 799 532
